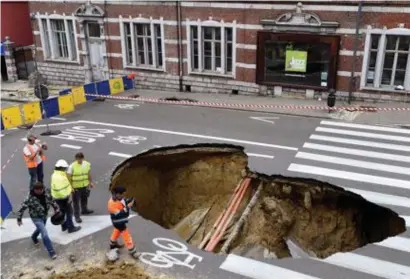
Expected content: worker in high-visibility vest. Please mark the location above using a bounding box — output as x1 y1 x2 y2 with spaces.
50 159 81 233
108 186 140 258
67 152 95 223
23 135 47 188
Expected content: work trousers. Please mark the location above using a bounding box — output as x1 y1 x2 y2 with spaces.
72 186 89 218
28 162 44 189
31 218 55 257
55 198 75 231
110 223 136 253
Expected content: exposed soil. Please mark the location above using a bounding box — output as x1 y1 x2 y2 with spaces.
110 143 406 259
48 262 167 279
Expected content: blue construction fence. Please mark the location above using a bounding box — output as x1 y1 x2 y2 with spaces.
1 75 135 131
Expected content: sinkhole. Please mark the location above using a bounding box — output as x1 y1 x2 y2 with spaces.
109 143 406 259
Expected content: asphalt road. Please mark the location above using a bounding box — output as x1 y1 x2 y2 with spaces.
1 98 409 279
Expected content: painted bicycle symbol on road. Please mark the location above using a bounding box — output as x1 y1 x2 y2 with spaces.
139 237 203 269
112 135 147 145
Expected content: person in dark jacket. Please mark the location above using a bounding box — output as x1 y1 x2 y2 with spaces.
17 182 59 259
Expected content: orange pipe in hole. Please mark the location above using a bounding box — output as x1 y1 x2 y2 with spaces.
199 178 244 249
205 178 251 252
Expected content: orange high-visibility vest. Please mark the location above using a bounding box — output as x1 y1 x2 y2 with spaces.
23 145 38 168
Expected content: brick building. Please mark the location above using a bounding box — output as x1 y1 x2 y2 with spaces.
28 0 410 101
1 1 34 81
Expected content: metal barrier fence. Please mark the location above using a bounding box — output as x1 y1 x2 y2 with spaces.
1 75 134 131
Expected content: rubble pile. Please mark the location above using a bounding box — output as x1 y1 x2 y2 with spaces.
111 143 406 259
47 262 164 279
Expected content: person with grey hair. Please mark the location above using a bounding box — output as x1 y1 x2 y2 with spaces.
23 135 47 188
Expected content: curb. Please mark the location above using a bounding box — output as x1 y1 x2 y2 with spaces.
136 99 334 119
1 97 33 103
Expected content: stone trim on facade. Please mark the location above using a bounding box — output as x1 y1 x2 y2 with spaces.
28 1 410 100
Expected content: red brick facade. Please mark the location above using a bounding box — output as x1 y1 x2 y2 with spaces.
28 0 410 101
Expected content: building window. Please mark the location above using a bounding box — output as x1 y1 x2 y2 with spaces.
256 32 340 90
189 24 234 75
122 22 163 69
362 29 410 91
40 17 78 61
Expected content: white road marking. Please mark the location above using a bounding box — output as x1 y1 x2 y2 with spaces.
153 145 162 148
295 152 410 175
250 116 279 125
219 254 320 279
316 127 410 143
287 164 410 190
376 236 410 253
246 153 274 159
50 117 67 121
344 187 410 209
0 134 3 138
0 215 136 245
108 152 132 158
309 134 410 152
320 120 410 135
402 216 410 227
60 144 82 150
319 252 410 279
33 121 80 128
303 142 410 163
79 120 298 151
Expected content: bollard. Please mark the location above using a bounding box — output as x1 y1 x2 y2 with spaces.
327 89 336 113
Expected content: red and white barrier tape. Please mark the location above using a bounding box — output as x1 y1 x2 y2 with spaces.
85 93 410 112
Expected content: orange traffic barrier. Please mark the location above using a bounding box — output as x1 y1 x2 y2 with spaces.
198 178 244 250
205 177 251 252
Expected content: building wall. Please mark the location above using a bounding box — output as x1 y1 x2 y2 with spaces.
28 0 410 101
1 1 33 46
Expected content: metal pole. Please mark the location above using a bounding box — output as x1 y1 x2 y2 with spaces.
176 0 183 92
348 1 363 104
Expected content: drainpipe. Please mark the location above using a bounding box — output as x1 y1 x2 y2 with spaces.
103 0 112 79
176 0 183 92
348 0 363 104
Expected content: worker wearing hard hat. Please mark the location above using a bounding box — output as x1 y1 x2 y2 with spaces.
50 159 81 233
23 135 48 188
108 186 140 258
67 152 95 223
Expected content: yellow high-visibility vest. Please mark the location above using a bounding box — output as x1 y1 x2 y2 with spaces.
71 161 91 189
51 170 72 199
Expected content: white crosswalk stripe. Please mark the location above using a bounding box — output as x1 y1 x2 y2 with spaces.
282 120 410 279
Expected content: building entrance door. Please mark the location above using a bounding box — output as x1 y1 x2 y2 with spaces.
86 22 104 81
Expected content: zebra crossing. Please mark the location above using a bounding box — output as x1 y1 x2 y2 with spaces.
281 120 410 279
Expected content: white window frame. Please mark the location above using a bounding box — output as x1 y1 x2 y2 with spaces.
360 25 410 92
37 13 80 63
119 16 165 71
186 19 237 78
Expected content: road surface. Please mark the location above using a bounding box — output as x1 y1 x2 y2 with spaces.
1 99 409 279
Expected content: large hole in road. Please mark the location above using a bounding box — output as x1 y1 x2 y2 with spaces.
110 144 406 259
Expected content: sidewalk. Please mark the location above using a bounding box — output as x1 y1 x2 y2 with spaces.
1 80 63 103
126 89 410 127
1 84 409 127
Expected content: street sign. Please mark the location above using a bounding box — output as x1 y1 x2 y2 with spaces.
34 84 49 100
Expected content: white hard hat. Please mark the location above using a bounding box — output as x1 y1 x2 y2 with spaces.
55 159 69 168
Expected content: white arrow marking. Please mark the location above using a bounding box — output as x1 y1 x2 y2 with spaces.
0 215 135 245
250 116 279 125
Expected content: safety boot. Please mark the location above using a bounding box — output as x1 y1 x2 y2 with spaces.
110 241 124 249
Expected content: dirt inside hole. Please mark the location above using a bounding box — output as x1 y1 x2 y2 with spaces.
110 143 406 259
47 262 168 279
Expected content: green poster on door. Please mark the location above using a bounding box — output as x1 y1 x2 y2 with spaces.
285 50 308 73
